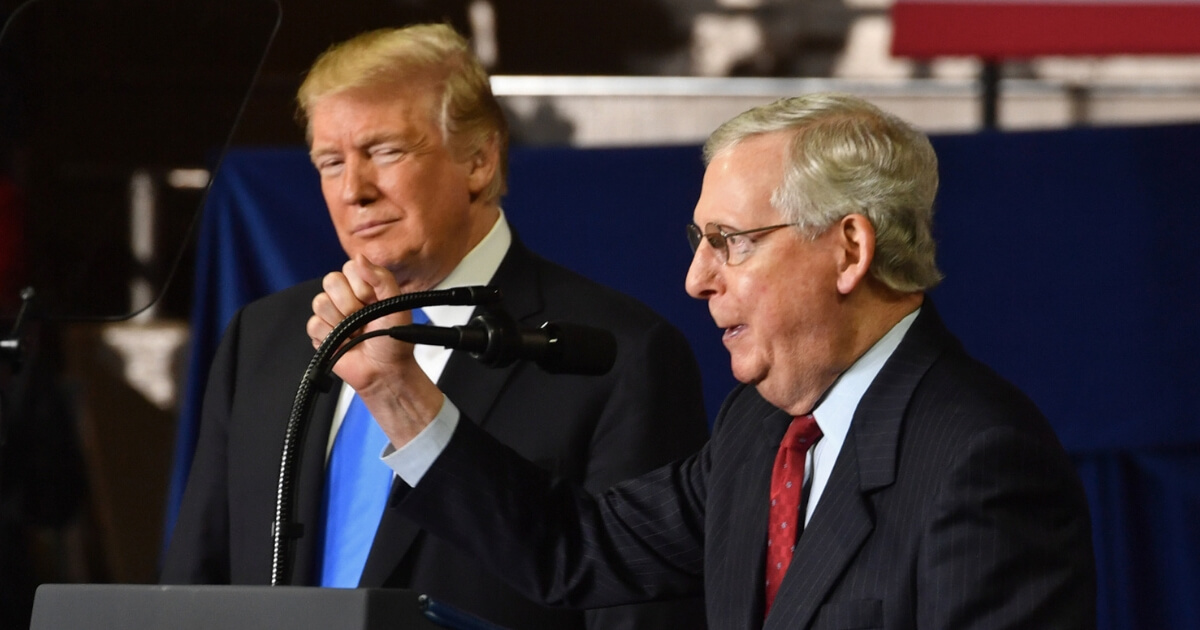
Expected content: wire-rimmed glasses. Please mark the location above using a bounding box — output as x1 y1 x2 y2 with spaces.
686 222 799 265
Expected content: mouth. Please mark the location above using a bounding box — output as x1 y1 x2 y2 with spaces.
722 323 747 343
352 218 397 237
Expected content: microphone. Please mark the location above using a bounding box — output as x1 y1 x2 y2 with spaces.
384 312 617 375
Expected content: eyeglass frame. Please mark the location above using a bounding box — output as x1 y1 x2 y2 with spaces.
686 221 800 265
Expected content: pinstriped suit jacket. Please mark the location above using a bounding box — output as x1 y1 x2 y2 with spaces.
400 302 1097 629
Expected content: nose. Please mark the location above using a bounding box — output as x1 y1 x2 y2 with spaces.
685 244 719 300
340 156 379 207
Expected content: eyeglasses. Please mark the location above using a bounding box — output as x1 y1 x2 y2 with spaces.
686 222 798 265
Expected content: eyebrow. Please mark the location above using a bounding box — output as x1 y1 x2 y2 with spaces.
309 130 427 160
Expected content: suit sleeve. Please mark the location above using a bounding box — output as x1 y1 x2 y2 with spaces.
579 319 709 490
575 319 711 629
918 424 1097 629
395 321 714 612
159 312 241 584
399 413 709 612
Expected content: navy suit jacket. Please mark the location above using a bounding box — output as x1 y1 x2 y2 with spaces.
399 302 1097 629
161 239 711 629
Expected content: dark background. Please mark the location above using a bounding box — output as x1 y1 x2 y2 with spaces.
4 2 1198 630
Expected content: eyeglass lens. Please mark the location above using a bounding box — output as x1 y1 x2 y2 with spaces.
686 223 727 262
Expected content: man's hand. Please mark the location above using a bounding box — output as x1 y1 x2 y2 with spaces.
307 254 445 447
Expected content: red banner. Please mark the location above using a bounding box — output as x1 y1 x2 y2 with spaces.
892 1 1200 58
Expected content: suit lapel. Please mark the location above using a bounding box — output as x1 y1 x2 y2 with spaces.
705 393 793 630
851 303 949 491
439 238 546 429
765 303 951 627
361 239 546 586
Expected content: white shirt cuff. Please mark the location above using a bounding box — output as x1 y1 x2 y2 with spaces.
381 394 460 486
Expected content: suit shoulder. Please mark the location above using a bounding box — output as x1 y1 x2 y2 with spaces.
236 277 324 319
241 278 325 316
528 255 677 332
222 277 325 343
914 346 1062 446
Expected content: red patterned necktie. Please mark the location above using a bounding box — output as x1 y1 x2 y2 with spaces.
764 413 823 615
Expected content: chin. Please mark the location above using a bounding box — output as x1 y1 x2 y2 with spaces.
729 360 763 387
361 254 409 279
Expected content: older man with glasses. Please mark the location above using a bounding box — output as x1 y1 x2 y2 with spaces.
309 92 1097 629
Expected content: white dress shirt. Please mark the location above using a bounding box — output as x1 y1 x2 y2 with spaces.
803 307 918 525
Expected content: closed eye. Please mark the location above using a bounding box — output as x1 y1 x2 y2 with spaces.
370 146 406 163
313 156 344 176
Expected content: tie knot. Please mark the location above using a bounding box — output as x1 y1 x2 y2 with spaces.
783 414 822 449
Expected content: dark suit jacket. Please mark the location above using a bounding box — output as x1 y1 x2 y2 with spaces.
399 303 1097 629
161 240 711 630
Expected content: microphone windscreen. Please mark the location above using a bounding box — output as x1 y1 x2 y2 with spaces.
537 322 617 375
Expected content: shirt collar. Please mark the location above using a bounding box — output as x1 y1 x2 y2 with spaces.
422 211 512 327
811 307 921 443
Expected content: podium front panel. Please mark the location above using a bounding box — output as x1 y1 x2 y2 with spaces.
31 584 440 630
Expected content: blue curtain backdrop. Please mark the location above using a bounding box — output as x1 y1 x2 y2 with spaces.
166 127 1200 630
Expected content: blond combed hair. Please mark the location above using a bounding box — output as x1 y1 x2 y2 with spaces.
705 93 943 293
297 24 509 203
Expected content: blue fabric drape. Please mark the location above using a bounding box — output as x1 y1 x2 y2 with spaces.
166 128 1200 629
163 148 344 542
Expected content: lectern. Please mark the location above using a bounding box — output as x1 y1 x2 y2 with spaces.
30 585 456 630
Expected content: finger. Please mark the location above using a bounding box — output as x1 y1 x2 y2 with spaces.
349 254 403 301
321 271 365 319
311 291 344 329
343 256 380 306
343 256 411 329
306 313 332 349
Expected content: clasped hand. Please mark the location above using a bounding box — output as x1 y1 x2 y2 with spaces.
306 254 444 447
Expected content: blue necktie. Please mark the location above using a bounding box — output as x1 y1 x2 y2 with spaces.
320 308 428 587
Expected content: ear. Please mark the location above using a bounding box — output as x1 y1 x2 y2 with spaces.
834 213 875 295
465 133 500 197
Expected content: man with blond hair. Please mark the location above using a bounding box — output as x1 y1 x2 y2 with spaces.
309 92 1098 628
162 24 709 629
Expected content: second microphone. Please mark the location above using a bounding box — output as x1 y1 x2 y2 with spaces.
383 311 617 376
